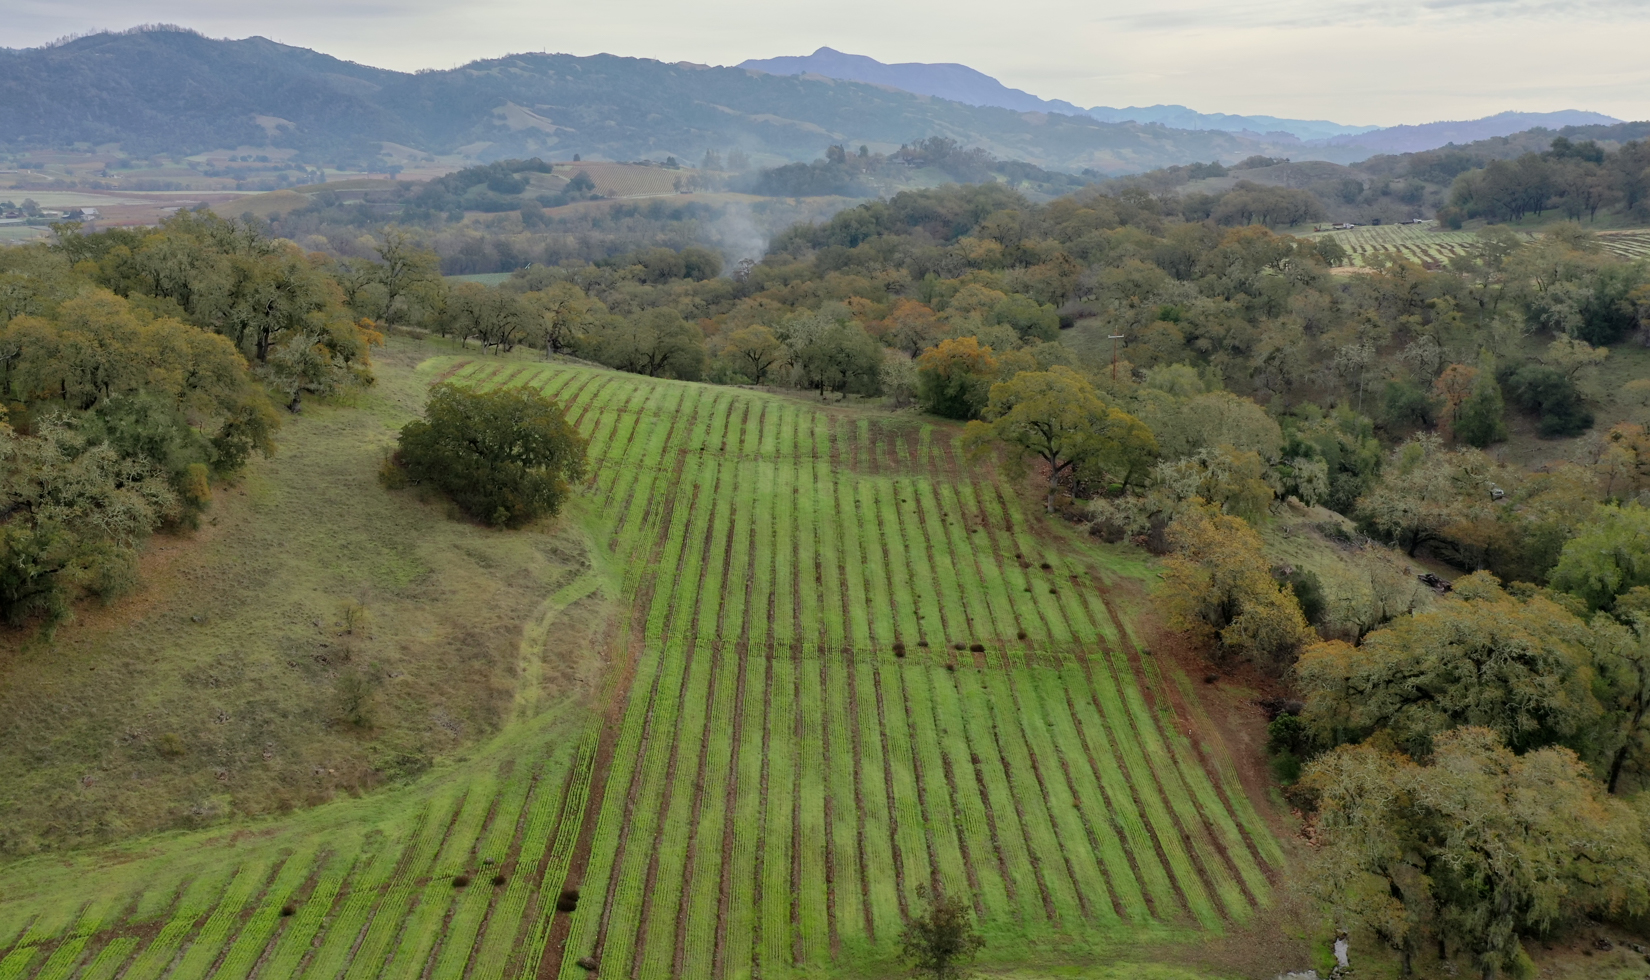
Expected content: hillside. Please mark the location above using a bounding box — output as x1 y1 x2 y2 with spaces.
0 27 1311 176
0 340 1290 979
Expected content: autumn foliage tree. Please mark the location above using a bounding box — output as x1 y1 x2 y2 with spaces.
915 336 999 419
1295 573 1597 757
1156 507 1314 670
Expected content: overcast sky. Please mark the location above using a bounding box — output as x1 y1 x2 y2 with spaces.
4 0 1648 126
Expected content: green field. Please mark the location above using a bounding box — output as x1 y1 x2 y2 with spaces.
0 355 1282 979
1304 223 1650 267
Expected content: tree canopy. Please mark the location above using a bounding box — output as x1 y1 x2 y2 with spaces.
964 366 1156 511
394 382 587 528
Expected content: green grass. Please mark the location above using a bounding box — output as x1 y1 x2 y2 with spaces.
0 347 1288 978
0 342 606 858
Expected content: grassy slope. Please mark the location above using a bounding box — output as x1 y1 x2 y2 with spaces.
0 340 611 856
0 344 1298 979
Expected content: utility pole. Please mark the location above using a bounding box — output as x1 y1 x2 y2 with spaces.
1108 334 1124 381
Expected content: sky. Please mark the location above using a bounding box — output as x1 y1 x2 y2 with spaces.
4 0 1649 126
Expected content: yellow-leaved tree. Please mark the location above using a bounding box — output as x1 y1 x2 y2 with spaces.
1156 507 1313 670
963 366 1156 511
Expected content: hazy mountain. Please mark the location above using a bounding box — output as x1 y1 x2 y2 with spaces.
1319 110 1625 155
0 27 1317 175
1083 106 1375 142
740 47 1378 141
739 46 1092 116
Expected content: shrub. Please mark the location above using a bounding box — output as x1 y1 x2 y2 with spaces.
1279 567 1327 626
900 888 985 980
334 673 376 728
1502 364 1593 437
394 383 587 528
1381 380 1440 432
452 874 470 888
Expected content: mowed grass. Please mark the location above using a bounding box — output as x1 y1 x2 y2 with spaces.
0 350 1285 979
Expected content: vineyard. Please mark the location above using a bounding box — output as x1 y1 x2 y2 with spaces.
1598 229 1650 260
0 359 1282 979
1306 223 1650 266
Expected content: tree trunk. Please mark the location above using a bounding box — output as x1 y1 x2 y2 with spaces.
1607 699 1645 793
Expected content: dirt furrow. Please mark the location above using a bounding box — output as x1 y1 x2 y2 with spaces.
843 646 876 941
982 693 1058 922
1060 682 1174 922
1084 639 1234 924
1099 598 1260 908
998 680 1094 921
870 664 916 920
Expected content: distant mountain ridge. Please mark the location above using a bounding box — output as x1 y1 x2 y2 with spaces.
738 47 1624 152
1320 110 1625 155
0 29 1632 178
739 48 1378 141
0 27 1318 175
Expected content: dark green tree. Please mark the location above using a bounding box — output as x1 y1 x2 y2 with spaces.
394 383 587 528
1454 370 1508 448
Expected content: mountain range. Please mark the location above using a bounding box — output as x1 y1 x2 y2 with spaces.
740 47 1623 151
0 27 1632 178
0 27 1313 174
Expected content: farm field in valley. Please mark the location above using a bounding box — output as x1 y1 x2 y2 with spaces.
0 354 1283 979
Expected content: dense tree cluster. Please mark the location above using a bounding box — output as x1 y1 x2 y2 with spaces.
0 213 375 629
1444 137 1650 225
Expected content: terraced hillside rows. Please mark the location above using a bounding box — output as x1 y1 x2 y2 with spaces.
1308 224 1487 267
1598 230 1650 260
1307 223 1650 266
0 357 1282 979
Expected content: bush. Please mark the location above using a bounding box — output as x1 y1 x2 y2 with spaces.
334 672 375 728
1267 712 1307 754
1380 381 1439 432
1502 364 1593 437
394 383 587 527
